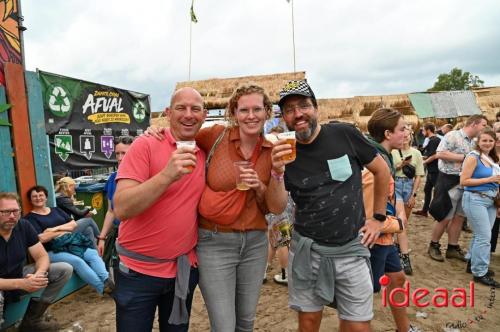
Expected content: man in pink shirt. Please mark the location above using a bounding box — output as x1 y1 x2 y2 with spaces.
113 87 207 332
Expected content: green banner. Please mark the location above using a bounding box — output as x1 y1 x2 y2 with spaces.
39 70 150 172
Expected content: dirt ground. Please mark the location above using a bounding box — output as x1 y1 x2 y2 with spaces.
12 194 500 332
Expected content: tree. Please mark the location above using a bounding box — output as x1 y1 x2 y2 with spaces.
427 67 484 92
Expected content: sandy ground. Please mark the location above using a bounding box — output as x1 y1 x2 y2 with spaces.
10 194 499 332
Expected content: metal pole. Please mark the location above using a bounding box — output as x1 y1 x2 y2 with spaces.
291 0 296 73
188 19 192 81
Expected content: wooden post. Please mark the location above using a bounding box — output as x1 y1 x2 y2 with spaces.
0 87 17 192
4 62 36 212
25 71 56 207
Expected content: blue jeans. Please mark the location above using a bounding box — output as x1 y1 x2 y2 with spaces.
395 177 414 203
114 265 199 332
462 190 497 277
49 248 108 293
197 229 268 332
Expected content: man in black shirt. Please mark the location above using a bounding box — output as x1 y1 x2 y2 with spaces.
414 123 441 217
273 80 391 332
0 192 72 331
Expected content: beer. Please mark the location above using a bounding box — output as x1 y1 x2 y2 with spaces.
236 182 251 191
234 161 254 190
176 141 196 173
278 131 296 162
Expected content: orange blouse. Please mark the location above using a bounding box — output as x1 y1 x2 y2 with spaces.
196 125 273 231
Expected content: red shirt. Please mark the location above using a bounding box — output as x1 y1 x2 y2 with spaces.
116 129 205 278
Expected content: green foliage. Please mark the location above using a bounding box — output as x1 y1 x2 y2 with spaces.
0 103 12 126
427 67 484 92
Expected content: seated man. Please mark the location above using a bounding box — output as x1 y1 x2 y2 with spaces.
0 192 73 331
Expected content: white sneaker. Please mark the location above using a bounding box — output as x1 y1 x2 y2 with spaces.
273 273 288 285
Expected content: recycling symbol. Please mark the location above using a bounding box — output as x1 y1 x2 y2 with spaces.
132 101 146 123
47 85 72 117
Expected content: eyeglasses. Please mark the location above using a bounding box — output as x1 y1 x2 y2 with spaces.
0 209 21 217
237 107 265 116
282 103 314 116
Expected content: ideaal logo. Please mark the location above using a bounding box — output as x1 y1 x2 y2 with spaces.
379 275 474 308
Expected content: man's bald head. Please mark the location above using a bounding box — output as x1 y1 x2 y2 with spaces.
170 87 203 108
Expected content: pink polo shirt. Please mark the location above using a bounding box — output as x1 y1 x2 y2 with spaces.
116 129 205 278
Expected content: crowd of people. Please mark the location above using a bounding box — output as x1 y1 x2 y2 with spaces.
1 79 499 332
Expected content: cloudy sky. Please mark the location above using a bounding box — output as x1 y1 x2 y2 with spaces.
22 0 500 112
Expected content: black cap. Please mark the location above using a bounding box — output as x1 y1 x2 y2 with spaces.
278 80 316 108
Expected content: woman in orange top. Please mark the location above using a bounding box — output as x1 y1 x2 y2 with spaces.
149 84 290 331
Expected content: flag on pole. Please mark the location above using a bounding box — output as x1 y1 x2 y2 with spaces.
190 0 198 23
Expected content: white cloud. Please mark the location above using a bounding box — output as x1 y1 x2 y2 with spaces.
21 0 500 111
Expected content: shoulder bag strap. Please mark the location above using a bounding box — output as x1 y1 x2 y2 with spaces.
205 126 228 174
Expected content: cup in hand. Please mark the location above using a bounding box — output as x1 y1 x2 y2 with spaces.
234 161 254 191
176 141 196 172
277 131 296 162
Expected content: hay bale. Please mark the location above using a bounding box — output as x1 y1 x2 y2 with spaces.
176 72 306 109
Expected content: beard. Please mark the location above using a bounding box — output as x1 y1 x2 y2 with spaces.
287 117 318 142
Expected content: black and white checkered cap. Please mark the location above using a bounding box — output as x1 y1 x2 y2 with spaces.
278 80 316 108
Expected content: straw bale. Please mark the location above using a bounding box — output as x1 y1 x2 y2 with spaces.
317 98 355 123
150 115 170 128
176 72 306 109
472 86 500 121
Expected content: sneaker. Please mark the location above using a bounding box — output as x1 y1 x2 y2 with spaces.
263 264 270 284
473 274 500 288
400 253 413 275
466 260 495 276
413 210 428 217
104 278 115 293
395 324 422 332
446 246 467 262
273 273 288 285
427 242 444 262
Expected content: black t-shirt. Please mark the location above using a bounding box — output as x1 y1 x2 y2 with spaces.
0 219 39 280
25 207 72 251
284 123 378 246
423 136 441 173
24 207 72 234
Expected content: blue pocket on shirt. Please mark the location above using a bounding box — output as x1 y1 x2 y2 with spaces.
327 154 353 182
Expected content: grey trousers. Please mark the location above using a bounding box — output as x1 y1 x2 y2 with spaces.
75 217 101 248
0 262 72 327
22 262 73 303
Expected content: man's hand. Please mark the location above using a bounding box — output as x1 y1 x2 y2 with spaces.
22 274 48 293
270 139 294 174
160 147 197 182
359 218 383 247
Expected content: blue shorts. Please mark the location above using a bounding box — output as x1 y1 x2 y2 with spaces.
395 177 414 203
369 244 402 292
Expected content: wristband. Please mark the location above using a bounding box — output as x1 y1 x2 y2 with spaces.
372 213 387 222
271 169 284 181
97 236 107 241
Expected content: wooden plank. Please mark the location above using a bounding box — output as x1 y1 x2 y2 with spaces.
25 71 56 207
4 62 36 211
0 87 17 192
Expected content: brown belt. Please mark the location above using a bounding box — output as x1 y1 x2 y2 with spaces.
198 219 264 233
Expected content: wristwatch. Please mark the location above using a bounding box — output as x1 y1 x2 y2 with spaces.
373 213 387 222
